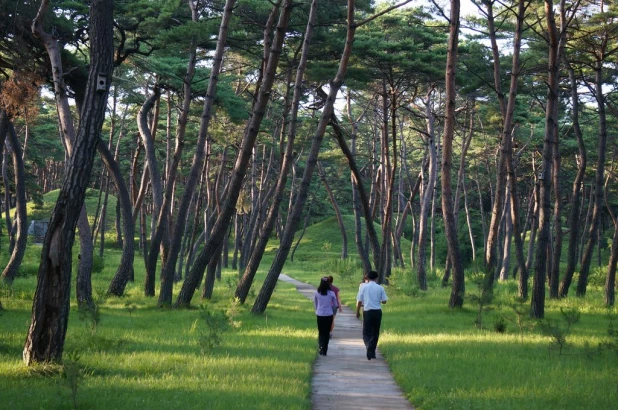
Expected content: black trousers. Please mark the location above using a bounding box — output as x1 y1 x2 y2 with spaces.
362 309 382 354
317 315 334 353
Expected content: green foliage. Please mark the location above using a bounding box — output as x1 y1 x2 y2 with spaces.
78 304 101 336
505 297 534 345
320 258 359 283
467 271 494 329
194 304 230 354
538 308 581 356
600 310 618 355
493 316 507 333
61 350 85 410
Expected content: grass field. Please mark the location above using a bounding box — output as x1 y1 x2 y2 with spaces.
1 208 617 409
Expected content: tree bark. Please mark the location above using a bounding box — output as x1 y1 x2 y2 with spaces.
418 91 438 291
443 0 464 308
1 122 28 284
532 0 563 318
559 62 587 298
576 60 607 298
24 0 114 364
484 0 527 284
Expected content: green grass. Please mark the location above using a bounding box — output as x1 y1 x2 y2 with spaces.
278 216 618 410
1 209 617 409
0 245 316 409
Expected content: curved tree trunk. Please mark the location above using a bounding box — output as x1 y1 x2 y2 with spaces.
101 141 136 296
290 198 313 262
24 0 113 364
2 122 28 284
76 207 94 308
137 86 163 296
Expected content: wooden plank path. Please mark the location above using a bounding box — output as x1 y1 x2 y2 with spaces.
279 274 414 410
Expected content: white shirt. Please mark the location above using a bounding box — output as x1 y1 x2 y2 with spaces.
356 281 387 311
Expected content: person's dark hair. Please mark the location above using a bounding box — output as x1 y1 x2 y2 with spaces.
327 275 334 284
318 277 331 295
367 271 379 281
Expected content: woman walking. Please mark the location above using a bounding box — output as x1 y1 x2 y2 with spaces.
314 277 338 356
326 276 343 338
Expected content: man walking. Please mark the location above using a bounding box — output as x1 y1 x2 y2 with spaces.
355 270 387 360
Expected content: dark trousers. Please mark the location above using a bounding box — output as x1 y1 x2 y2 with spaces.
362 309 382 354
317 315 333 353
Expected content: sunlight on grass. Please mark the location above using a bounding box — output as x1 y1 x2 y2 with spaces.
2 214 618 409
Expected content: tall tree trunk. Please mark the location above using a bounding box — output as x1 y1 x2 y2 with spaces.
559 63 587 298
24 0 113 364
417 91 438 291
576 61 607 297
159 0 237 306
137 86 163 296
346 93 372 272
532 0 563 318
443 0 464 308
485 0 528 284
176 0 291 307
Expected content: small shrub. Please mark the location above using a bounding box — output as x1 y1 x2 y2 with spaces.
506 297 532 344
539 307 580 356
226 298 242 328
61 350 84 410
600 311 618 355
225 276 238 289
322 242 332 252
194 304 230 354
588 267 606 288
402 283 422 298
78 304 101 336
467 272 494 329
124 302 137 322
494 316 507 333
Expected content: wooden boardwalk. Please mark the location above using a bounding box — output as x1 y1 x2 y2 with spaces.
279 274 414 410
